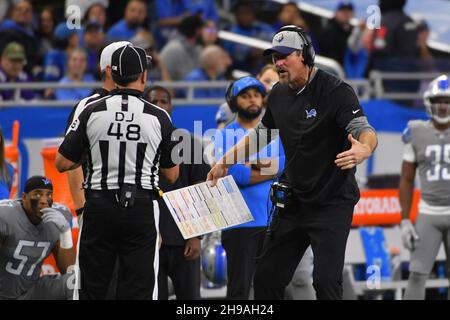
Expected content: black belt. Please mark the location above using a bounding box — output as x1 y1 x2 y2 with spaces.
85 189 157 200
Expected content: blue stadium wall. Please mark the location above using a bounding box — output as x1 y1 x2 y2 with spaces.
0 100 427 192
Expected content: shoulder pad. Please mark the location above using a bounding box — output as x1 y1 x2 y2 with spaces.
408 119 428 129
0 199 16 208
402 120 428 144
401 126 412 144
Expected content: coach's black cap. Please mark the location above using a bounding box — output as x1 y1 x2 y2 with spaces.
111 44 152 77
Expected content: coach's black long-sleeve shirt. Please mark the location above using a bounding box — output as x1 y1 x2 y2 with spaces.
262 69 364 206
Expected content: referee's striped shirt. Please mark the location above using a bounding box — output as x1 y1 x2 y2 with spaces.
59 88 176 191
63 88 110 178
64 88 110 135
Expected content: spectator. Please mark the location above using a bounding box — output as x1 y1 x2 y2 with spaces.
222 1 275 74
160 15 204 81
344 20 371 79
82 20 106 78
274 2 305 30
368 0 420 96
416 20 435 70
0 0 39 73
154 0 218 48
0 125 14 200
257 64 281 95
54 48 94 101
43 22 80 83
369 0 419 68
183 45 232 98
153 0 189 49
66 0 109 20
185 0 219 25
0 42 36 101
107 0 147 42
130 30 171 82
186 0 220 46
37 6 57 58
83 2 108 29
412 20 436 108
201 20 219 46
274 2 319 52
318 1 354 66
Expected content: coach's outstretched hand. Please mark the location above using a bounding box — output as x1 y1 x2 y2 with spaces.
335 134 372 170
41 208 70 233
207 163 228 187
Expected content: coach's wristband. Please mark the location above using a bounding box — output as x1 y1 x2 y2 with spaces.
75 207 84 216
60 229 73 249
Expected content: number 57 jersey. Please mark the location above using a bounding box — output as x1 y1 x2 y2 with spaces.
0 199 72 300
402 120 450 207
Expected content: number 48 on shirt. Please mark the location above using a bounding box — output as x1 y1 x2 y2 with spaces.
107 112 141 141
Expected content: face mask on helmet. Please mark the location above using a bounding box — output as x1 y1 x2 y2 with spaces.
424 75 450 125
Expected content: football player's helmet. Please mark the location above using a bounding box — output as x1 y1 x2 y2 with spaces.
424 75 450 124
201 236 227 286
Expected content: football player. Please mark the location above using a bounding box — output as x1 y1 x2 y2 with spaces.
0 176 76 300
400 74 450 300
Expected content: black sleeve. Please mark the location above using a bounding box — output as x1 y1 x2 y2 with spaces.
334 83 365 129
159 112 177 169
261 90 277 129
58 107 91 163
188 136 210 184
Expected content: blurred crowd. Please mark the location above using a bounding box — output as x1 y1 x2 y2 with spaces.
0 0 448 103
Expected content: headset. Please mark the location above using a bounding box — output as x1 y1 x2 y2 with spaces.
275 25 315 67
225 76 266 113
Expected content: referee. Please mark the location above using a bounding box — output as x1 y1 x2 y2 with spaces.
65 41 131 218
56 44 179 300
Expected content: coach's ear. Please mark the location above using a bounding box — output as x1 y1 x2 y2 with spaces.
141 70 148 85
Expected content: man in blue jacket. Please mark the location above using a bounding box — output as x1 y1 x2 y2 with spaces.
214 76 285 299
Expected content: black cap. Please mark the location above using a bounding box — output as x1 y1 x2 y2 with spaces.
111 44 151 77
24 176 53 193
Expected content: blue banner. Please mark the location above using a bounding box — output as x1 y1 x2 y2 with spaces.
0 100 428 192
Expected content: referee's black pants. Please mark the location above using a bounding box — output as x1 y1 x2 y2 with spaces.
221 227 266 300
78 194 159 300
253 202 354 300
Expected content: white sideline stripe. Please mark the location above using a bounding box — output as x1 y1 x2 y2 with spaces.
152 200 160 300
72 217 83 300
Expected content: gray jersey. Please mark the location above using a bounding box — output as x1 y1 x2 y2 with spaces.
402 120 450 206
0 199 72 299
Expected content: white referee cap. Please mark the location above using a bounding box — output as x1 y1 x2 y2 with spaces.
100 41 131 72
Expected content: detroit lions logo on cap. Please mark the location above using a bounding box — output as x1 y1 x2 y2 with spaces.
305 108 317 119
42 178 51 185
275 33 284 43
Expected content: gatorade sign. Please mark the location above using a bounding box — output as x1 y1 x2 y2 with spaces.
352 189 420 226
